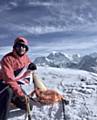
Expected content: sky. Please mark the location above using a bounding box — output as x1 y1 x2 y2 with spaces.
0 0 97 58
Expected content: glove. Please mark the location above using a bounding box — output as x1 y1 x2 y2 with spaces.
28 63 37 71
19 95 28 103
11 95 31 111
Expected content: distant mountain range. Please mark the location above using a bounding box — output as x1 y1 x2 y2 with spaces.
34 51 97 73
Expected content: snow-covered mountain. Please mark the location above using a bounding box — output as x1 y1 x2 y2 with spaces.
8 66 97 120
34 51 80 67
34 52 97 73
34 52 75 68
33 56 50 66
89 52 97 58
78 55 97 73
72 54 81 63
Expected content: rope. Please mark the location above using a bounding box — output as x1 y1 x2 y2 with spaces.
0 86 9 94
24 97 32 120
21 88 32 120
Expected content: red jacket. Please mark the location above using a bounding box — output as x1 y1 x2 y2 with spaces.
0 51 31 96
0 37 31 96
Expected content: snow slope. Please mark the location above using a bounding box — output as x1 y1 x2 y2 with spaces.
8 66 97 120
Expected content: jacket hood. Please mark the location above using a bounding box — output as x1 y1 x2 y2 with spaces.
13 36 29 53
14 36 28 46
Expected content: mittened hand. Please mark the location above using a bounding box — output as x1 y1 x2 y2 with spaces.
19 95 29 103
28 63 37 71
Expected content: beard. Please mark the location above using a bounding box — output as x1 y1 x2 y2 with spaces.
15 49 26 57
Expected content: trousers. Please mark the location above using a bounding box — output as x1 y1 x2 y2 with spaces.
0 82 12 120
0 81 32 120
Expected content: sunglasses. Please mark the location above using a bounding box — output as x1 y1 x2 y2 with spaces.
15 43 27 49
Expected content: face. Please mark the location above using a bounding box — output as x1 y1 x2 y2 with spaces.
15 43 27 56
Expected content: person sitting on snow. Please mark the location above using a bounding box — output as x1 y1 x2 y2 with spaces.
0 36 37 120
0 36 69 120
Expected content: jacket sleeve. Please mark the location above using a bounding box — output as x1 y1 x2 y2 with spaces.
1 57 25 97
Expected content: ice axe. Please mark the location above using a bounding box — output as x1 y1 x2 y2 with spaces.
24 97 32 120
62 98 69 120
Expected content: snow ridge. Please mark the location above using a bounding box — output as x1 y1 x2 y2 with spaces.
8 67 97 120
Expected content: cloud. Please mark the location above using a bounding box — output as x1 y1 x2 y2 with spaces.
0 37 97 60
31 39 97 50
28 38 97 59
59 41 97 50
